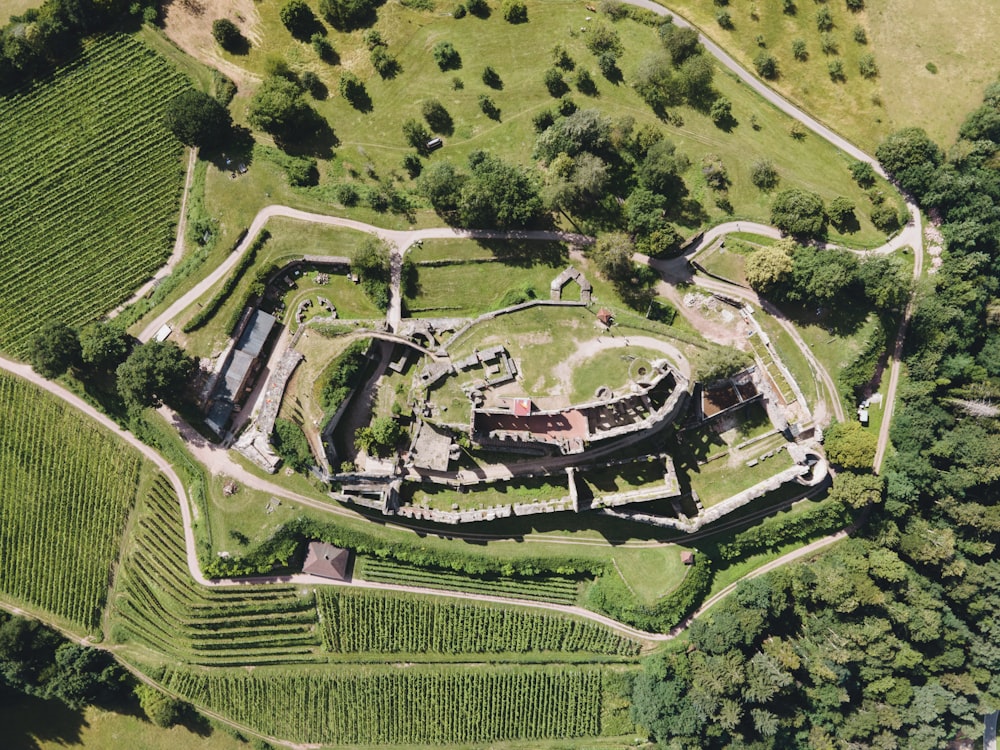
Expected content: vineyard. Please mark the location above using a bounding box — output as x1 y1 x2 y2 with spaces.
0 33 188 356
316 588 641 656
0 372 142 632
109 477 324 666
160 664 609 744
355 556 582 604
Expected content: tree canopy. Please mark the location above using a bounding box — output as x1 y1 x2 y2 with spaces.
27 320 79 379
115 341 194 410
247 75 316 143
164 89 232 148
770 188 826 237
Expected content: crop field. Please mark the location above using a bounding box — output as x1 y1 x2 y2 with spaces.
160 664 608 744
0 372 142 632
0 33 187 356
316 588 640 656
355 556 583 605
109 476 323 666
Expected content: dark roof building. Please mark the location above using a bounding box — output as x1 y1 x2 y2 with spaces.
236 309 276 358
302 542 351 580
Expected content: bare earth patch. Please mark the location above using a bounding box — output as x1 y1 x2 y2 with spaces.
162 0 261 87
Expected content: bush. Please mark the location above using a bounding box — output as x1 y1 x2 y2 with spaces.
300 70 325 98
312 34 336 62
452 3 466 18
853 24 867 44
478 94 500 120
371 45 399 78
286 156 319 186
820 32 837 55
552 44 574 70
709 97 732 126
272 419 313 472
164 90 232 148
338 71 368 108
815 5 833 31
858 53 878 78
136 685 183 728
465 0 489 17
501 0 526 23
433 40 461 70
575 68 597 95
320 339 371 413
212 18 246 52
421 99 453 134
532 109 554 133
792 38 807 61
824 420 877 470
846 0 864 11
280 0 317 39
870 203 902 232
543 67 568 97
753 51 777 79
715 9 732 28
850 160 876 187
751 158 779 190
402 152 422 178
318 0 377 30
828 58 845 81
557 96 578 116
482 65 502 89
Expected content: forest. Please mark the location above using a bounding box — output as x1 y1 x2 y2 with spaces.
631 79 1000 749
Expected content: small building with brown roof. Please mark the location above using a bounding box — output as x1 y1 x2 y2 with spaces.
302 542 351 580
680 550 695 565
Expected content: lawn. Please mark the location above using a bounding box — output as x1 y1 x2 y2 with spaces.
404 257 567 317
0 694 251 750
197 0 891 239
404 477 572 512
685 443 796 507
570 345 665 404
177 218 375 356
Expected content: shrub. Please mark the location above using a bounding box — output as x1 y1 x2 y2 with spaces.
858 53 878 78
212 19 246 52
371 45 399 78
318 0 377 30
597 52 620 80
421 99 453 134
465 0 489 17
925 61 937 74
782 0 795 13
853 24 867 44
846 0 864 10
338 71 368 108
552 44 574 70
279 0 317 39
870 203 902 232
432 40 461 70
311 34 336 62
402 152 422 178
164 90 232 148
501 0 526 23
482 65 502 88
790 121 807 139
557 96 578 116
753 51 777 79
792 38 807 61
452 3 466 18
532 109 554 133
363 29 384 49
136 685 183 728
715 9 733 28
850 160 876 187
402 118 431 150
751 159 778 189
828 58 845 81
272 419 313 472
820 32 837 55
478 94 500 120
709 97 732 126
575 68 597 95
815 5 833 31
543 67 568 97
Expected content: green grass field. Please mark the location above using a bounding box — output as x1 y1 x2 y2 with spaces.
0 33 188 356
200 0 890 241
0 371 145 634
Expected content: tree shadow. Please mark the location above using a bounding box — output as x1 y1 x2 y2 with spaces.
1 695 87 750
345 87 374 113
473 239 568 268
832 214 861 234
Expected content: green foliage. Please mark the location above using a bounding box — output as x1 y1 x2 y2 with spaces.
432 40 462 70
715 9 733 29
709 97 732 126
659 21 702 64
792 38 807 61
402 117 431 150
318 0 377 30
338 71 369 109
79 322 131 371
858 53 878 79
272 419 313 472
815 5 833 31
164 90 232 148
352 236 392 310
751 158 779 189
477 93 500 119
543 66 568 97
320 339 370 413
850 160 876 187
354 416 402 457
770 188 826 236
316 588 640 654
247 75 316 142
421 97 453 133
828 470 884 508
182 230 270 333
696 346 753 382
311 33 337 62
824 420 877 469
161 665 605 744
827 58 845 82
136 684 183 728
481 64 502 89
753 51 777 79
583 23 623 57
212 19 246 52
457 150 543 228
0 372 142 630
0 34 188 357
876 127 943 199
745 243 793 295
501 0 526 23
717 500 852 560
279 0 317 39
28 320 80 378
853 23 868 43
116 341 195 410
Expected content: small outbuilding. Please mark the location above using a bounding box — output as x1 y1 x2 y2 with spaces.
680 550 695 565
302 542 351 581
